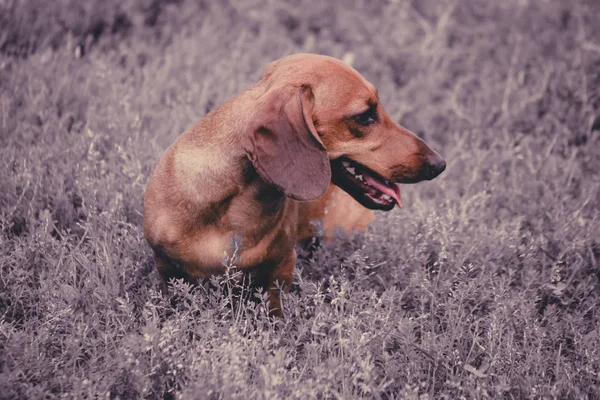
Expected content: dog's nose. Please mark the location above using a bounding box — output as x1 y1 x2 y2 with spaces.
425 156 446 180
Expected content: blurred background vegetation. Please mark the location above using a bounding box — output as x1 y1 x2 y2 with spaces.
0 0 599 398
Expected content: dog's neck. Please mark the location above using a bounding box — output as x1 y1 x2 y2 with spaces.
170 87 261 201
168 86 292 246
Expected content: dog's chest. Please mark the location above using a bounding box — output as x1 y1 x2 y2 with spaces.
187 184 297 272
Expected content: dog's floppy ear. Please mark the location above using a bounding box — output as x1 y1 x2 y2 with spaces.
243 85 331 201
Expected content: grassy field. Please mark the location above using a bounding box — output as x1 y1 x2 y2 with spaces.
1 0 599 398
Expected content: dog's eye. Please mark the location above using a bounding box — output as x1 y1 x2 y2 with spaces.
353 108 378 126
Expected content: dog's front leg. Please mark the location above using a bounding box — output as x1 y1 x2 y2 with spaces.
152 249 194 293
265 251 297 317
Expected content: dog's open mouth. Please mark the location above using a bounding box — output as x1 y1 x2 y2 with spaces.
330 157 401 211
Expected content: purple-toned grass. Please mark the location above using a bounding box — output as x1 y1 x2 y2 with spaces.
1 0 599 398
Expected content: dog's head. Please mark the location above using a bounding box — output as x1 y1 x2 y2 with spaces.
243 53 445 210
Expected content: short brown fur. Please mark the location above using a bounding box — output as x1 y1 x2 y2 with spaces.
144 54 444 316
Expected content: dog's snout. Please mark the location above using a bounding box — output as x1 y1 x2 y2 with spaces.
425 156 446 180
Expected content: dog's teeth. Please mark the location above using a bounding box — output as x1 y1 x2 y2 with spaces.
342 160 350 167
383 195 392 201
357 174 364 181
347 166 356 174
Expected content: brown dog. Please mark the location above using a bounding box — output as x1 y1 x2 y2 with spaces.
143 54 445 316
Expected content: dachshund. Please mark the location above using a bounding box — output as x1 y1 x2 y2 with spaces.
143 53 445 316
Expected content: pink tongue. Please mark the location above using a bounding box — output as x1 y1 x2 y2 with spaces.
364 174 402 207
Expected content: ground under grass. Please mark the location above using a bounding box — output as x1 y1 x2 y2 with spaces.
1 0 599 398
